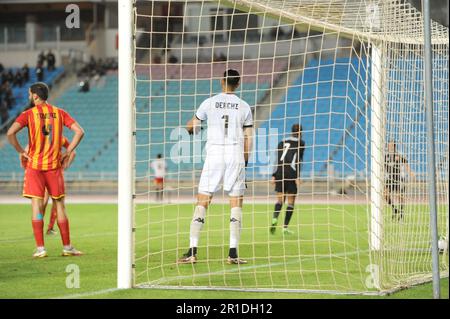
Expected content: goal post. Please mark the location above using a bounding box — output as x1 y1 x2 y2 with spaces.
423 0 441 299
117 0 135 289
118 0 449 294
370 43 383 253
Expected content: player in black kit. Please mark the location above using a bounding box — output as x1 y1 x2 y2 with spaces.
384 141 415 221
270 124 305 235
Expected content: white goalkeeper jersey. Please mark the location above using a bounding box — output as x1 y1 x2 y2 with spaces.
195 93 253 145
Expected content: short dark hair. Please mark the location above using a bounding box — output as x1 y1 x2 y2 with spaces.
223 69 240 88
30 82 49 101
157 154 162 159
292 123 302 134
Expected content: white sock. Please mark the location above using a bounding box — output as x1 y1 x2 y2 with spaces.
63 245 72 250
37 246 45 252
189 205 206 248
229 207 242 249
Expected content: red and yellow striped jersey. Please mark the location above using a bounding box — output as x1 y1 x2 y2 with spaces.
16 103 76 171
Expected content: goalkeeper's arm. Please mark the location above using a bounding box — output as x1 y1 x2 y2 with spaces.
402 156 415 180
243 126 253 165
186 115 202 135
243 126 253 189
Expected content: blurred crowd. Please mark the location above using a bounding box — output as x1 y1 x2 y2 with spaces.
0 51 56 131
77 56 118 93
151 48 227 64
0 62 20 132
36 50 57 82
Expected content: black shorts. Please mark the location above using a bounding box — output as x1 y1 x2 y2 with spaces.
275 180 297 194
386 179 405 194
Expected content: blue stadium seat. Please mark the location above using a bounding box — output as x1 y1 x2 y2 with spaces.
252 57 370 179
7 58 441 182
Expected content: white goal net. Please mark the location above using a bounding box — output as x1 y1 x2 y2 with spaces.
127 0 449 294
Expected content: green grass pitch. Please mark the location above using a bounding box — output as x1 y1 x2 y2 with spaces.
0 203 447 299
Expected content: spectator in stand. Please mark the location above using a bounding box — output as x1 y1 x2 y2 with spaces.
88 56 97 72
5 70 14 84
0 64 18 116
95 58 106 76
75 57 118 93
1 82 6 95
213 52 227 62
1 71 7 85
46 50 56 71
78 78 90 93
22 64 30 83
37 51 46 66
0 82 14 110
0 99 9 133
36 63 44 82
152 55 162 64
13 70 24 87
105 58 118 70
4 84 15 109
168 55 178 64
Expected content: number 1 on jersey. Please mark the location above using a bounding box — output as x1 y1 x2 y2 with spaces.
222 115 229 137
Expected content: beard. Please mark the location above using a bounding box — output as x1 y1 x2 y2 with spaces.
27 98 35 109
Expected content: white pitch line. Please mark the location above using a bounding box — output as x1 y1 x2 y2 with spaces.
0 195 368 205
50 249 369 299
146 249 369 286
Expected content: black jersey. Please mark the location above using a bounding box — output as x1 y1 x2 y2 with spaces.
384 152 408 183
272 137 305 180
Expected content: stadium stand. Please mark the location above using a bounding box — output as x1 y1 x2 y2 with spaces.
0 66 65 172
2 67 64 117
0 66 64 125
253 56 448 180
252 57 369 180
2 59 282 178
0 57 364 181
54 75 119 177
134 59 286 180
0 57 395 182
0 67 64 175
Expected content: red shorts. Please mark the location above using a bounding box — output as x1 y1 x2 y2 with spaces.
154 177 164 185
23 168 65 200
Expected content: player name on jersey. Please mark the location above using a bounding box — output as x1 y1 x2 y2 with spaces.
196 93 253 145
37 112 57 119
215 101 239 109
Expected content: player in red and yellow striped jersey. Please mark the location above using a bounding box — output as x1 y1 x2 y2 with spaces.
22 136 76 236
7 82 85 258
44 136 76 235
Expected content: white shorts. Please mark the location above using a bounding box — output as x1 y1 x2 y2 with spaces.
198 144 246 197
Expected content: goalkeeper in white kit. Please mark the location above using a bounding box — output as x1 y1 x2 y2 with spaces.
178 69 253 265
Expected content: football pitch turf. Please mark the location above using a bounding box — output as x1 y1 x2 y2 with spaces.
0 203 447 299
